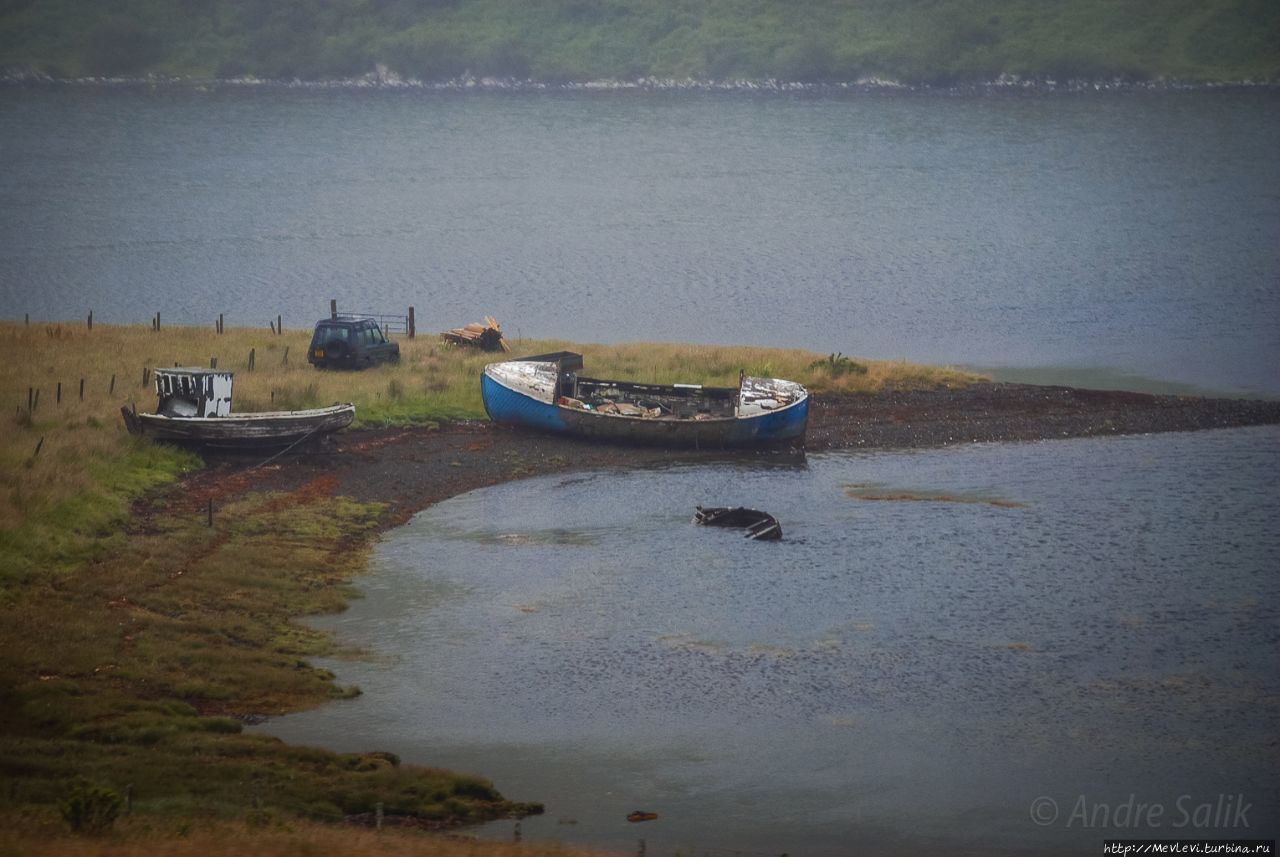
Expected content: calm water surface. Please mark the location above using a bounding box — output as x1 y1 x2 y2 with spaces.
258 427 1280 855
2 88 1278 394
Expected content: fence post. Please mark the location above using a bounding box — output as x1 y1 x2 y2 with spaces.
211 357 217 369
27 387 33 413
270 321 276 335
282 346 289 366
277 314 282 335
87 310 93 331
56 382 61 405
330 299 337 319
79 378 84 401
109 374 116 395
408 306 415 338
248 348 255 371
219 313 224 335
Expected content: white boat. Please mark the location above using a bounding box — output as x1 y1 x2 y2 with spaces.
121 368 354 450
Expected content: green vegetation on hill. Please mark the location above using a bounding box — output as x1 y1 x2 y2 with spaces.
1 0 1277 84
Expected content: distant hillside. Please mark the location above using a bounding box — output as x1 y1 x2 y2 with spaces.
2 0 1278 84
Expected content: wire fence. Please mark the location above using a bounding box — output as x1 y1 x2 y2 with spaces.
345 310 410 335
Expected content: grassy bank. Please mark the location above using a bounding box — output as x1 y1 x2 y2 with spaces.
0 815 600 856
0 319 971 585
2 0 1277 84
0 319 973 847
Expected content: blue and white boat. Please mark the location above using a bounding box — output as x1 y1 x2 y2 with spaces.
481 352 809 448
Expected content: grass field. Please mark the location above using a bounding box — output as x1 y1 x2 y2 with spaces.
0 320 973 587
0 319 974 850
0 815 603 856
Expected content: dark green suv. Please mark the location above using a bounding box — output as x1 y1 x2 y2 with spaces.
308 316 400 369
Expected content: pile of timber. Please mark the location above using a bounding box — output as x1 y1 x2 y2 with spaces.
441 316 510 352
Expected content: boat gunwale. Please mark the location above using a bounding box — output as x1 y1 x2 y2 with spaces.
136 403 356 424
552 391 808 425
482 360 808 425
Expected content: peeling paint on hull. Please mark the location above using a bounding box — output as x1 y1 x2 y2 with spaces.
122 403 355 450
481 355 808 448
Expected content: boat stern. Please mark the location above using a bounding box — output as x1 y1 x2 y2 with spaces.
734 376 810 444
481 358 569 432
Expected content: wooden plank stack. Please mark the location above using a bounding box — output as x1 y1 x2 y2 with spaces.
441 316 510 352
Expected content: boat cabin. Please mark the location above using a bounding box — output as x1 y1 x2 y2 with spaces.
153 369 234 418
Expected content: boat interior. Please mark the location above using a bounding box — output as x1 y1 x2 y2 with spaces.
565 375 738 420
507 351 799 421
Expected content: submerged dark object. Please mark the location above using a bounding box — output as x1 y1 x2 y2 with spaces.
694 505 782 541
627 810 659 823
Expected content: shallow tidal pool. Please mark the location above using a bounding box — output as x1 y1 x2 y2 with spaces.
257 427 1280 855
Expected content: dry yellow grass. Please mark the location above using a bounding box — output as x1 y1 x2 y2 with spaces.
1 320 978 574
0 814 606 857
562 340 979 394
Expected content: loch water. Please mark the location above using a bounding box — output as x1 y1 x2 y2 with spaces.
258 426 1280 855
2 86 1278 394
6 83 1277 852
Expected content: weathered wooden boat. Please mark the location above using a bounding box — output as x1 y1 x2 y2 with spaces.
120 368 355 450
481 352 808 447
694 505 782 540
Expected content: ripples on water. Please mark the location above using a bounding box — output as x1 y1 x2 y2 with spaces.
2 88 1278 394
259 427 1280 854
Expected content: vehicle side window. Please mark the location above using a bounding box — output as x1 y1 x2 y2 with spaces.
372 327 385 344
325 326 348 341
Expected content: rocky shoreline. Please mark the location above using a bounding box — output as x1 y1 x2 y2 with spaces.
184 382 1280 531
806 382 1280 450
5 69 1277 93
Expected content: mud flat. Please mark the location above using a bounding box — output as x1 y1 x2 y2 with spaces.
193 382 1280 524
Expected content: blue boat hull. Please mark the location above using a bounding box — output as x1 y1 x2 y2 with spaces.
481 372 568 433
481 372 808 448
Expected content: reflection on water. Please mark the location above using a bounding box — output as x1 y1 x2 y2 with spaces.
845 482 1027 507
437 526 602 547
256 428 1280 854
